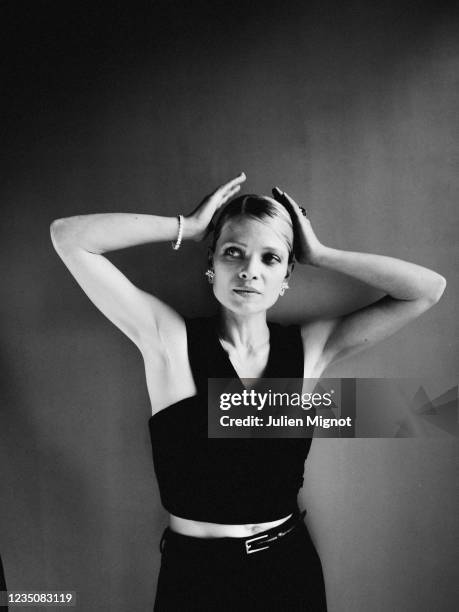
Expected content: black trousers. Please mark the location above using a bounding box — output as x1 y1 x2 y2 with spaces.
154 516 327 611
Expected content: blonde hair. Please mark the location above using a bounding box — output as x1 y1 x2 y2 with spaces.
210 194 295 263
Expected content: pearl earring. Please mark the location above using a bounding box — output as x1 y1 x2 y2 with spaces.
205 269 215 284
279 280 289 296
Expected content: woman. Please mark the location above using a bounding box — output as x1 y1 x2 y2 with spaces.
50 172 446 611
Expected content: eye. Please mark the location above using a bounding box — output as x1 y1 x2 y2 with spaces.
224 246 243 258
263 253 281 265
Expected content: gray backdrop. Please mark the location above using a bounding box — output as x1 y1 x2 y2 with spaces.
1 1 458 610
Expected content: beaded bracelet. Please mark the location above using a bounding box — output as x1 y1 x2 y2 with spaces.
171 214 184 250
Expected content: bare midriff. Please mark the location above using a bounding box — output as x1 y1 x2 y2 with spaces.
169 512 293 538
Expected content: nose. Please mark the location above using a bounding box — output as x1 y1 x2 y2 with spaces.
238 256 260 280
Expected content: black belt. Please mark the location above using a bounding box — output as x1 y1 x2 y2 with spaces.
160 509 307 556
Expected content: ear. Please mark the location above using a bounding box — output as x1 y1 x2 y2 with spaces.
207 246 214 269
285 261 294 279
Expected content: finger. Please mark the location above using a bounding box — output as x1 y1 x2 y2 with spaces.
274 187 304 217
216 172 246 196
220 184 241 205
228 171 246 186
272 186 294 203
225 182 242 198
207 184 241 238
271 187 284 203
213 179 243 206
217 185 241 208
279 189 299 208
272 187 295 214
284 193 308 219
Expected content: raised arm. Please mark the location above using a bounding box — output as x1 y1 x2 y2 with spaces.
272 187 447 370
50 173 246 350
50 213 193 349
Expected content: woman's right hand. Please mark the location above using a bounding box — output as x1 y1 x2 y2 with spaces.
186 172 246 241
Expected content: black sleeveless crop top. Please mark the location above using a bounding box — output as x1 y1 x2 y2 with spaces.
148 315 312 524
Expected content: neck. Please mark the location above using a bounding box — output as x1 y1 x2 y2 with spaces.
216 309 270 352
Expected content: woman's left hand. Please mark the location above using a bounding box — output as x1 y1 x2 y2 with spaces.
272 187 325 265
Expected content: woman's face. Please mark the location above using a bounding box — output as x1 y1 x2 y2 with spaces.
211 215 292 315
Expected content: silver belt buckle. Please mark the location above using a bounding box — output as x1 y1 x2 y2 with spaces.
245 532 270 554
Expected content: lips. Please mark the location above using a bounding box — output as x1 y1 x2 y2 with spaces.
233 287 261 294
